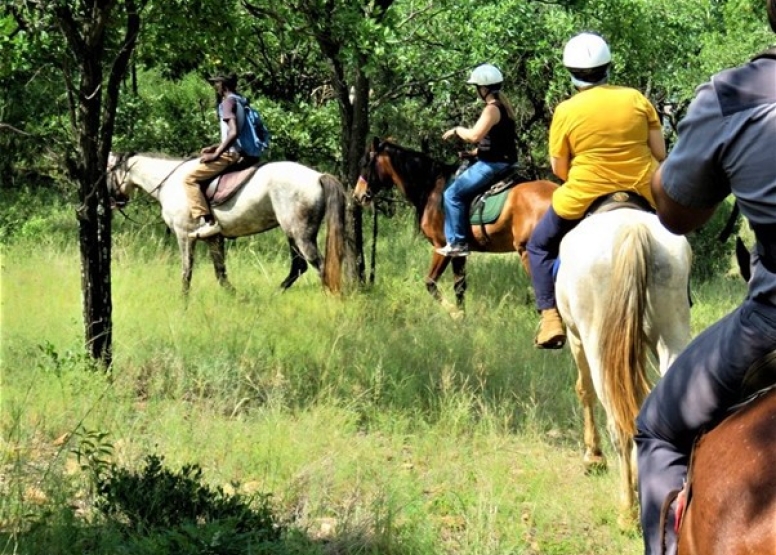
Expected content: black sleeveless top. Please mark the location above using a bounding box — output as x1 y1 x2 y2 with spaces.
477 101 517 164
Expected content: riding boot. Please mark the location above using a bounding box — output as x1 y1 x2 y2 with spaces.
535 308 566 349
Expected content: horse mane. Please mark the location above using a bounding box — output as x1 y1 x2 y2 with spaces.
378 140 456 227
134 152 186 161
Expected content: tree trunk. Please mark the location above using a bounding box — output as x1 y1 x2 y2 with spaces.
53 0 139 366
342 66 370 284
77 42 113 366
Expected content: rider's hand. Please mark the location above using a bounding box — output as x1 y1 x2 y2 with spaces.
201 146 217 155
442 127 459 141
200 152 218 163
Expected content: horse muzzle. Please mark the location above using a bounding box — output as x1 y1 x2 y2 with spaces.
353 176 372 206
110 193 130 210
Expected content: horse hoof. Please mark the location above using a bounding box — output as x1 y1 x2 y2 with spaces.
450 309 465 321
617 510 639 532
534 337 566 350
583 454 607 474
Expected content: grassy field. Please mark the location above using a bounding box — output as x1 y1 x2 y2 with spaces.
0 205 746 554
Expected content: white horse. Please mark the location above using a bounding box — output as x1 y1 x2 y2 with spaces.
107 153 346 296
555 208 692 527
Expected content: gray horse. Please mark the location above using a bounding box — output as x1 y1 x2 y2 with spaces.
108 153 346 296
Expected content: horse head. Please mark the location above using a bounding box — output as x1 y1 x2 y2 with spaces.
106 152 135 208
354 137 395 206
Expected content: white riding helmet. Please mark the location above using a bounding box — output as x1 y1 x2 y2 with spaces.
466 64 504 87
562 32 611 70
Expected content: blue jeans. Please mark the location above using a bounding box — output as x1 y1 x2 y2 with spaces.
635 298 776 555
526 206 579 311
443 160 508 246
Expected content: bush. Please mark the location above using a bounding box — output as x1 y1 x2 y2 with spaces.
94 454 282 554
685 199 742 282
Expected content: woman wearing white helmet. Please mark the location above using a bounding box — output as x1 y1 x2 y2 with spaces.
527 32 666 348
436 63 518 257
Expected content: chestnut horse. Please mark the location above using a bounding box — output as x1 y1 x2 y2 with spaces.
677 370 776 554
353 138 557 308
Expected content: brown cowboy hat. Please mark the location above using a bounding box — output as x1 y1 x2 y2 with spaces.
207 73 238 88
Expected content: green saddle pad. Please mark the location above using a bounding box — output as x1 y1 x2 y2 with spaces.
469 188 510 225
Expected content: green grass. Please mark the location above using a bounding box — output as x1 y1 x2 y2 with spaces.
0 207 745 554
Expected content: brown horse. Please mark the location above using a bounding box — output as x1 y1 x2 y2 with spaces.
353 138 557 309
677 382 776 554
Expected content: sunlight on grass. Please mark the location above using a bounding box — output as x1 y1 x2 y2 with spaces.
1 216 749 554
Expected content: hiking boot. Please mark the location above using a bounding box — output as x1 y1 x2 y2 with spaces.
535 308 566 349
188 218 222 239
435 243 469 258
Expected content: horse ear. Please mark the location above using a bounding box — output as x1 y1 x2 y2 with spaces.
371 136 380 152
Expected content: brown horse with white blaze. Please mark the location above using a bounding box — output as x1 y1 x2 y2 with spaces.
353 138 558 308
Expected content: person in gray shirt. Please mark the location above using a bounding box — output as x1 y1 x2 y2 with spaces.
635 2 776 553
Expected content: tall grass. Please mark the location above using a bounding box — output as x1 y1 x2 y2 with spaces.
1 204 744 554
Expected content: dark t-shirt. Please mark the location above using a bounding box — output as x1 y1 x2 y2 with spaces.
477 101 517 164
661 53 776 304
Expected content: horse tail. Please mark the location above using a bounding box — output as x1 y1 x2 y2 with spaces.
600 222 652 443
320 173 347 293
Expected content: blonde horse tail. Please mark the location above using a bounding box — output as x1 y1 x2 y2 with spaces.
600 222 652 444
320 174 346 293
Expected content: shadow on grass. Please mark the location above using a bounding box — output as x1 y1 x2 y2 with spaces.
0 512 430 555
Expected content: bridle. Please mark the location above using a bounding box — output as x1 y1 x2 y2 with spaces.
108 154 191 204
107 154 191 223
357 143 397 204
106 154 134 209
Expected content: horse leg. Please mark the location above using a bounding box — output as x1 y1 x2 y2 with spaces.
206 235 235 294
516 246 535 305
611 426 638 529
451 257 467 309
568 331 607 473
176 234 195 298
280 238 309 290
425 252 451 302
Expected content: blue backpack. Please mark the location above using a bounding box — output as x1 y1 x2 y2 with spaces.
233 95 271 158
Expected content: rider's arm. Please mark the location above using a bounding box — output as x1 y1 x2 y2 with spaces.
211 95 239 157
548 103 571 182
651 165 718 234
453 104 500 143
551 155 570 181
651 83 729 235
213 117 238 157
648 128 666 162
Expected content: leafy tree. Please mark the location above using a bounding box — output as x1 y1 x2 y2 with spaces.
6 0 140 366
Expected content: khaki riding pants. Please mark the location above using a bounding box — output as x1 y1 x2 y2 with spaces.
183 152 240 220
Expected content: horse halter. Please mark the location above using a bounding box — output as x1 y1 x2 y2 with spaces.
357 144 391 202
107 153 133 209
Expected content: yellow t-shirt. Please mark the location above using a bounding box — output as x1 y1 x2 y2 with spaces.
549 84 662 219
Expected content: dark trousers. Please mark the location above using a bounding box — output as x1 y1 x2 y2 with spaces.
526 206 579 311
635 298 776 555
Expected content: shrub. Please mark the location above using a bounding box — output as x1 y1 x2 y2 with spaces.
94 454 282 554
686 199 742 282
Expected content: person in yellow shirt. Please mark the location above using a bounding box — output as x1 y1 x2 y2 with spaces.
527 32 666 348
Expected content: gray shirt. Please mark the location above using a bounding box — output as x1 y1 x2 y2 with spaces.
661 52 776 304
218 94 246 154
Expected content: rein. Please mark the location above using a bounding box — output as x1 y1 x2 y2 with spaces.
147 157 193 196
114 203 146 225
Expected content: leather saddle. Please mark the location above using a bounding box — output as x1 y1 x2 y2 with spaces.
202 158 265 206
